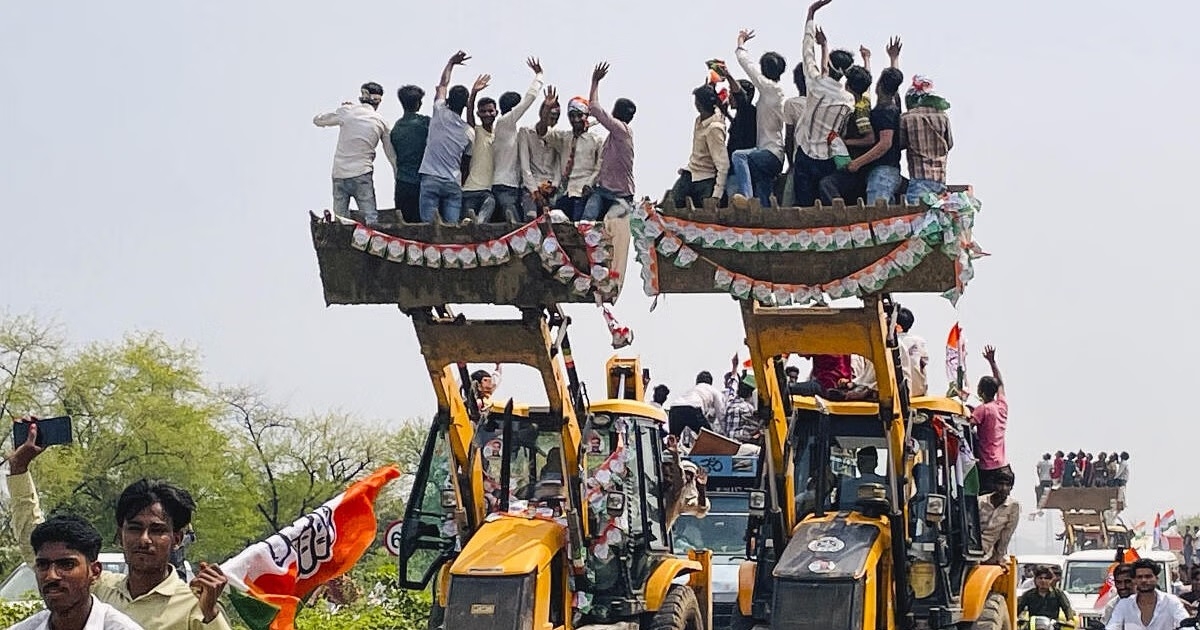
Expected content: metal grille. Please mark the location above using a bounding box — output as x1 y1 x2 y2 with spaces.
445 574 534 630
771 580 862 630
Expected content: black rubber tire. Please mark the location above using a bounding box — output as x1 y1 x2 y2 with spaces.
644 584 704 630
426 600 445 630
962 593 1011 630
728 604 759 630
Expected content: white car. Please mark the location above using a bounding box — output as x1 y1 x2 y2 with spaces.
1062 549 1179 626
1016 554 1066 595
0 552 127 602
672 491 750 630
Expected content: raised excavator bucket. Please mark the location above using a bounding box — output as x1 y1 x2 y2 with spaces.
633 189 981 302
1041 486 1126 513
310 213 630 308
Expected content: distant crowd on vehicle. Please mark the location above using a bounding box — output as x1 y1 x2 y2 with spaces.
312 0 956 227
1035 450 1131 495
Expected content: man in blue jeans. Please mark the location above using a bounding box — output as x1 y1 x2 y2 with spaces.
582 62 636 221
730 29 786 208
313 82 397 225
418 51 476 223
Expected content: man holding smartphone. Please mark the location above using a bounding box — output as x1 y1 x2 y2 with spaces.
7 419 232 629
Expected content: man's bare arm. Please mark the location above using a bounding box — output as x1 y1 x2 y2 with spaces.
465 74 490 128
436 50 470 102
983 345 1003 396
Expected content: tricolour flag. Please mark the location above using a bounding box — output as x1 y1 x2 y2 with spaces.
1163 509 1178 533
220 465 402 630
945 324 967 396
1153 513 1163 550
1095 548 1140 608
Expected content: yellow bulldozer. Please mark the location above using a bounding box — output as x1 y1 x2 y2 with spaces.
309 211 714 630
633 191 1013 629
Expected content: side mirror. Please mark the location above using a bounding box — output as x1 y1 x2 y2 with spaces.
925 494 947 524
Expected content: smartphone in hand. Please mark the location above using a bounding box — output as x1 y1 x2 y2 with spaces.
12 416 73 449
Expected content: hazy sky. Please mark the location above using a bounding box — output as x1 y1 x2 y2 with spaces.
2 0 1196 552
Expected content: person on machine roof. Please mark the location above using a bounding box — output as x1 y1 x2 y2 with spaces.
727 28 787 208
792 0 854 207
390 84 430 223
313 81 397 226
667 371 726 452
489 58 546 222
461 75 499 223
900 74 953 205
549 96 602 221
971 345 1010 494
418 51 475 224
841 39 905 205
518 86 563 218
581 62 636 221
671 84 729 208
720 373 759 444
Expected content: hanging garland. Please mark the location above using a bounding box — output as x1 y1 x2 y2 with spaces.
345 215 625 305
632 191 986 305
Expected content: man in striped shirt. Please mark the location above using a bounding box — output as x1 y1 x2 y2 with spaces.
792 0 855 207
899 75 953 205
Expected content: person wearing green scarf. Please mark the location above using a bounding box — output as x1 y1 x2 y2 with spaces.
899 74 954 205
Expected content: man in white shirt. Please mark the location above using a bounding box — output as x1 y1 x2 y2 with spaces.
491 58 545 222
11 515 143 630
1102 563 1136 624
667 371 726 446
312 82 397 226
896 307 928 396
518 92 563 217
729 30 787 208
1106 559 1189 630
462 77 498 223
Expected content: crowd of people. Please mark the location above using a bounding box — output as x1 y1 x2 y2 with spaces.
314 0 957 227
315 53 635 227
1036 450 1131 495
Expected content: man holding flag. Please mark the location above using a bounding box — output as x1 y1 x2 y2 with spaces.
1098 560 1136 624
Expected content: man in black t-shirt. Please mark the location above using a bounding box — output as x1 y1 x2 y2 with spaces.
846 64 906 204
1017 566 1075 621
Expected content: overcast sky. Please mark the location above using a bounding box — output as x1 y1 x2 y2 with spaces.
2 0 1196 552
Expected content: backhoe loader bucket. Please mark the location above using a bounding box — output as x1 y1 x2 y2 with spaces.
310 213 630 308
632 189 982 302
1041 486 1125 513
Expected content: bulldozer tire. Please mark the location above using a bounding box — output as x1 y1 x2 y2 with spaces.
643 584 704 630
728 606 762 630
961 593 1010 630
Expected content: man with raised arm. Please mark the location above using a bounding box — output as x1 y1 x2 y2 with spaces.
519 87 563 217
313 82 397 226
418 51 476 224
971 345 1010 494
792 0 855 207
670 84 728 207
582 62 636 221
8 421 232 629
490 58 545 222
728 29 786 208
461 73 498 222
845 38 905 204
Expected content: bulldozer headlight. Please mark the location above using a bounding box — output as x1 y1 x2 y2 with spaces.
749 490 767 513
925 494 946 522
440 489 458 510
606 491 625 514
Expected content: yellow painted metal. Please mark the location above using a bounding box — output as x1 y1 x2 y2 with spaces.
961 561 1016 622
588 399 667 423
737 561 756 616
687 549 714 630
644 557 704 611
450 517 566 576
605 356 646 401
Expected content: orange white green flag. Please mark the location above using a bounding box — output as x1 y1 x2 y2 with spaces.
1095 547 1140 608
219 465 402 630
